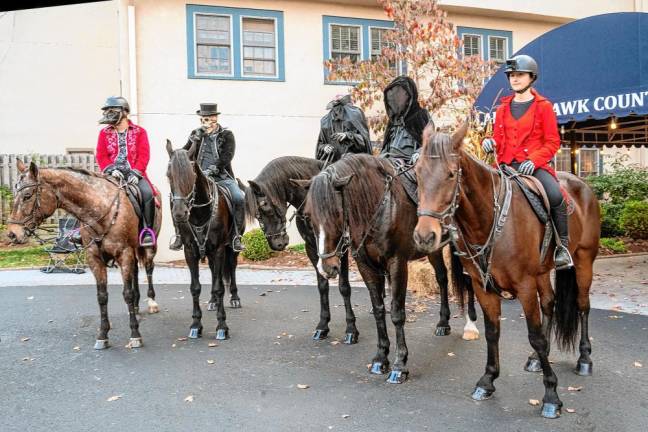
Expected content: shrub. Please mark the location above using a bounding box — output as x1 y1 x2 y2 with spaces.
587 165 648 205
619 200 648 239
241 228 272 261
599 237 627 254
287 243 306 254
599 203 624 237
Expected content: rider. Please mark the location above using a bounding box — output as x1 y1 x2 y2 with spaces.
169 103 245 252
315 94 372 163
96 96 156 247
481 54 573 270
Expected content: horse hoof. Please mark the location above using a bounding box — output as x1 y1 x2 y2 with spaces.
207 302 217 311
471 386 493 401
370 362 388 375
435 326 451 336
216 329 229 340
94 339 110 350
524 358 543 373
312 329 329 340
147 299 160 314
386 369 408 384
541 403 561 419
188 327 202 339
229 299 242 309
462 329 480 341
128 338 143 348
343 332 359 345
574 361 593 376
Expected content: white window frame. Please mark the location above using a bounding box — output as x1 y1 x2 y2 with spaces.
368 25 404 75
329 22 363 63
488 35 508 64
193 12 235 78
462 33 482 60
239 15 279 79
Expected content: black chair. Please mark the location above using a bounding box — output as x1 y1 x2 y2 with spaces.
41 217 85 274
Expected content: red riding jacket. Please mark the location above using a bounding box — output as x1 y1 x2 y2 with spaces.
492 88 560 177
96 120 157 194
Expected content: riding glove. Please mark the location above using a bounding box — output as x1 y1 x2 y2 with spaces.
481 137 496 154
517 160 536 176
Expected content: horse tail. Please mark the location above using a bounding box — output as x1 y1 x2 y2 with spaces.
553 267 579 351
449 244 466 313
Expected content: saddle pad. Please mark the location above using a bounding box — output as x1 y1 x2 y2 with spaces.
501 166 548 224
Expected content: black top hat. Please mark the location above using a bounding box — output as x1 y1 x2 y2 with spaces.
196 103 221 116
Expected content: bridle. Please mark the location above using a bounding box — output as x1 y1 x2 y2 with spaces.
255 200 288 240
7 181 46 234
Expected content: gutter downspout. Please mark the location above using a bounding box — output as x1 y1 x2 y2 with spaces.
127 4 138 123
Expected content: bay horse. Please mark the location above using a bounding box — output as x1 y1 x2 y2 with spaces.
413 124 600 418
166 140 240 341
244 156 360 343
292 153 474 384
7 160 162 349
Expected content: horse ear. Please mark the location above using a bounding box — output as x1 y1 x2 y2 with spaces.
16 159 27 173
452 121 469 151
248 180 263 196
29 161 39 179
332 174 354 189
290 179 312 190
166 139 174 158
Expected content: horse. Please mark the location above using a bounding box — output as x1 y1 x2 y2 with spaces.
243 156 360 343
166 140 241 341
413 124 600 418
292 153 475 384
6 160 162 350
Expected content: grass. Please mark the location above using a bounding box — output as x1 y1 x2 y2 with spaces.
600 237 627 254
286 243 306 254
0 244 51 268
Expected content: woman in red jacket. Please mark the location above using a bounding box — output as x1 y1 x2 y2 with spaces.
481 55 572 269
96 96 156 247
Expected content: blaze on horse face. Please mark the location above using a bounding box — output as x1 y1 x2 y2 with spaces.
413 123 468 253
247 180 289 251
292 173 353 279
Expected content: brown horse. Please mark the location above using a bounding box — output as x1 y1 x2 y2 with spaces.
293 153 475 385
7 160 162 349
413 124 600 418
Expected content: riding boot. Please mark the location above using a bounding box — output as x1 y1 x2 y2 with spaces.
169 224 183 251
231 204 245 253
140 199 156 247
551 199 573 270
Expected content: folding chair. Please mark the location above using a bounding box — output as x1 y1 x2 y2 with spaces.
41 217 86 274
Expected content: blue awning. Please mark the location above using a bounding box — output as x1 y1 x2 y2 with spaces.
475 12 648 124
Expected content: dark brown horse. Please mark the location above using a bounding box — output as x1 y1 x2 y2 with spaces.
413 124 600 418
293 153 474 384
7 160 162 349
166 141 240 341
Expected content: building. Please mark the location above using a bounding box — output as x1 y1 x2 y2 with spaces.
1 0 646 260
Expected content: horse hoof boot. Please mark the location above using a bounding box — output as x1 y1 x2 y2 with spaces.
230 299 242 309
207 302 217 311
386 369 408 384
435 326 451 336
524 358 543 373
343 332 359 345
370 362 388 375
541 403 561 419
574 361 593 376
216 329 229 340
188 327 202 339
94 339 110 350
471 386 493 401
312 329 329 340
128 338 143 348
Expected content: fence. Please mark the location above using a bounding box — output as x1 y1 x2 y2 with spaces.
0 154 98 225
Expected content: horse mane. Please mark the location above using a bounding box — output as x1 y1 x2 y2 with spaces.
306 154 395 237
168 149 196 194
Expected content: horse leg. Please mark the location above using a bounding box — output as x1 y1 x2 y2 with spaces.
305 233 331 340
463 281 480 340
120 250 142 348
525 273 554 373
471 286 501 401
210 251 229 340
227 248 241 308
429 252 451 336
187 251 203 339
519 285 563 419
574 250 595 376
386 258 409 384
144 256 159 314
89 253 111 350
132 258 141 315
358 262 390 375
339 251 359 344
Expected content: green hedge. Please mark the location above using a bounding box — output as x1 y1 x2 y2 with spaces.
600 237 627 254
600 203 624 237
241 228 272 261
619 200 648 239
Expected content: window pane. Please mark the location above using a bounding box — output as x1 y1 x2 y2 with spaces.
579 149 599 177
197 15 229 31
331 24 361 57
463 35 480 57
555 147 571 172
489 37 506 63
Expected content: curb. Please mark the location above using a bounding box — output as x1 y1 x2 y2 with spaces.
595 252 648 260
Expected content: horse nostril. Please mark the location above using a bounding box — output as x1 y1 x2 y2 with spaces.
7 231 16 240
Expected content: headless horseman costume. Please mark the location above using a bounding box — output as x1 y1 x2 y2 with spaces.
315 94 371 163
379 76 432 204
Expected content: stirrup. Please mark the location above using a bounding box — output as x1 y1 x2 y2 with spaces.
139 228 156 247
232 235 245 252
169 234 183 251
554 245 574 270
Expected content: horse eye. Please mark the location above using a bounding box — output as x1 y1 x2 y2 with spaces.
23 193 33 201
448 171 455 179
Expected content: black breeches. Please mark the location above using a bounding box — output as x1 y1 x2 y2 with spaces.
510 162 563 208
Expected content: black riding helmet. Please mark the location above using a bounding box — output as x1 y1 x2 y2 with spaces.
99 96 130 125
504 54 538 93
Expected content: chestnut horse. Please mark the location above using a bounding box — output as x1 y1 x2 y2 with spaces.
7 160 162 349
413 124 600 418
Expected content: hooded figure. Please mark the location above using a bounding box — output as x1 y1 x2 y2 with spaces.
315 94 371 163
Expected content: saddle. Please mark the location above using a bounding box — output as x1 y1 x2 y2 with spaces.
501 165 549 224
386 158 418 205
105 176 160 223
209 178 243 236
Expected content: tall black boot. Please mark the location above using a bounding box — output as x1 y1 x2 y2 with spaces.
231 203 245 253
551 199 573 270
140 199 156 247
168 196 183 251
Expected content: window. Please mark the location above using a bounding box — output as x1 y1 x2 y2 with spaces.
489 36 507 64
187 5 284 81
463 34 481 57
579 148 600 177
370 27 401 74
555 146 572 172
331 24 361 62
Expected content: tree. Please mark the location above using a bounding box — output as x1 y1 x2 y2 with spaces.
325 0 496 140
